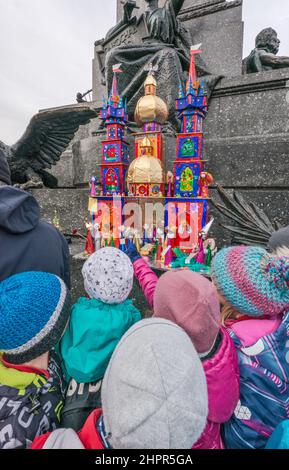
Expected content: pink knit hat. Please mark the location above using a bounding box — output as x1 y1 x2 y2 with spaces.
153 271 221 354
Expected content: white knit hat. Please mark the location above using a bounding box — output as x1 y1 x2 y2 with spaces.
102 318 208 449
82 247 134 304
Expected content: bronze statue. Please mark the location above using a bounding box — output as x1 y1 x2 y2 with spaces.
105 0 219 128
243 27 289 74
76 92 86 103
76 89 93 103
1 104 96 189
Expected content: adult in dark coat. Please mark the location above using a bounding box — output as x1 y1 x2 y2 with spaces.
0 149 70 287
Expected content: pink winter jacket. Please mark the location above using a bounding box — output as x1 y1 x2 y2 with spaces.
133 258 158 308
133 258 240 449
193 327 240 449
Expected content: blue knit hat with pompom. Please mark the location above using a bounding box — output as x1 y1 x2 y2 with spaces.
0 272 71 364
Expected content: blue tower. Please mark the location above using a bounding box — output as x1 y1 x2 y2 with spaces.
174 46 208 198
100 64 130 195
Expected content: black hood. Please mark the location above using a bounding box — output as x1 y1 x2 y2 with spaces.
0 186 40 234
0 147 11 185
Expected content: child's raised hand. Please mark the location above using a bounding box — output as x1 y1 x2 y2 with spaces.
125 244 142 264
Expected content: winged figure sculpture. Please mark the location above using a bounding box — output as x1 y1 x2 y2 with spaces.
1 103 97 189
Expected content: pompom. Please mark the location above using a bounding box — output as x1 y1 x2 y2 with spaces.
264 256 289 293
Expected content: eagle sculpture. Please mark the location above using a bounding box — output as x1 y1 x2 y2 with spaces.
1 103 97 189
211 184 283 247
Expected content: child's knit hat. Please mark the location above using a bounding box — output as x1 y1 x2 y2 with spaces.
0 272 71 364
211 245 289 318
82 247 133 304
153 270 221 355
102 318 208 449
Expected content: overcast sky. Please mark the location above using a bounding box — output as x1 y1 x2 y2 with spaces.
0 0 288 145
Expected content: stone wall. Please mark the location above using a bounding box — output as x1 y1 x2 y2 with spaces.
210 188 289 247
180 0 243 77
205 68 289 189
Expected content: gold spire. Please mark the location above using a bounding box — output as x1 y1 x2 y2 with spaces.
144 74 157 95
141 136 151 146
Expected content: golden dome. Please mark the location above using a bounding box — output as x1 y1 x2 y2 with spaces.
127 155 164 184
135 95 168 126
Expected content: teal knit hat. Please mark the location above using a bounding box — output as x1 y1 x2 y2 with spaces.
0 272 71 364
211 245 289 318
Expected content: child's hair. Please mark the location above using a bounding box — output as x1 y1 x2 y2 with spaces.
221 301 240 326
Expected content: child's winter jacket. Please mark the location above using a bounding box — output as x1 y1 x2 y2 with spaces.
59 296 141 430
223 314 289 449
60 297 141 383
60 379 102 431
0 353 66 449
133 258 158 308
193 328 239 449
266 420 289 449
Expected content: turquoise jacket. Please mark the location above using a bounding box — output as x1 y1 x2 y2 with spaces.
60 297 141 383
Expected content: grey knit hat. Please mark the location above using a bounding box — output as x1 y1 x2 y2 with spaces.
102 318 208 449
0 147 11 185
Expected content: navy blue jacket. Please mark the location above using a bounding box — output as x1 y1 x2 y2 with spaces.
0 186 70 288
